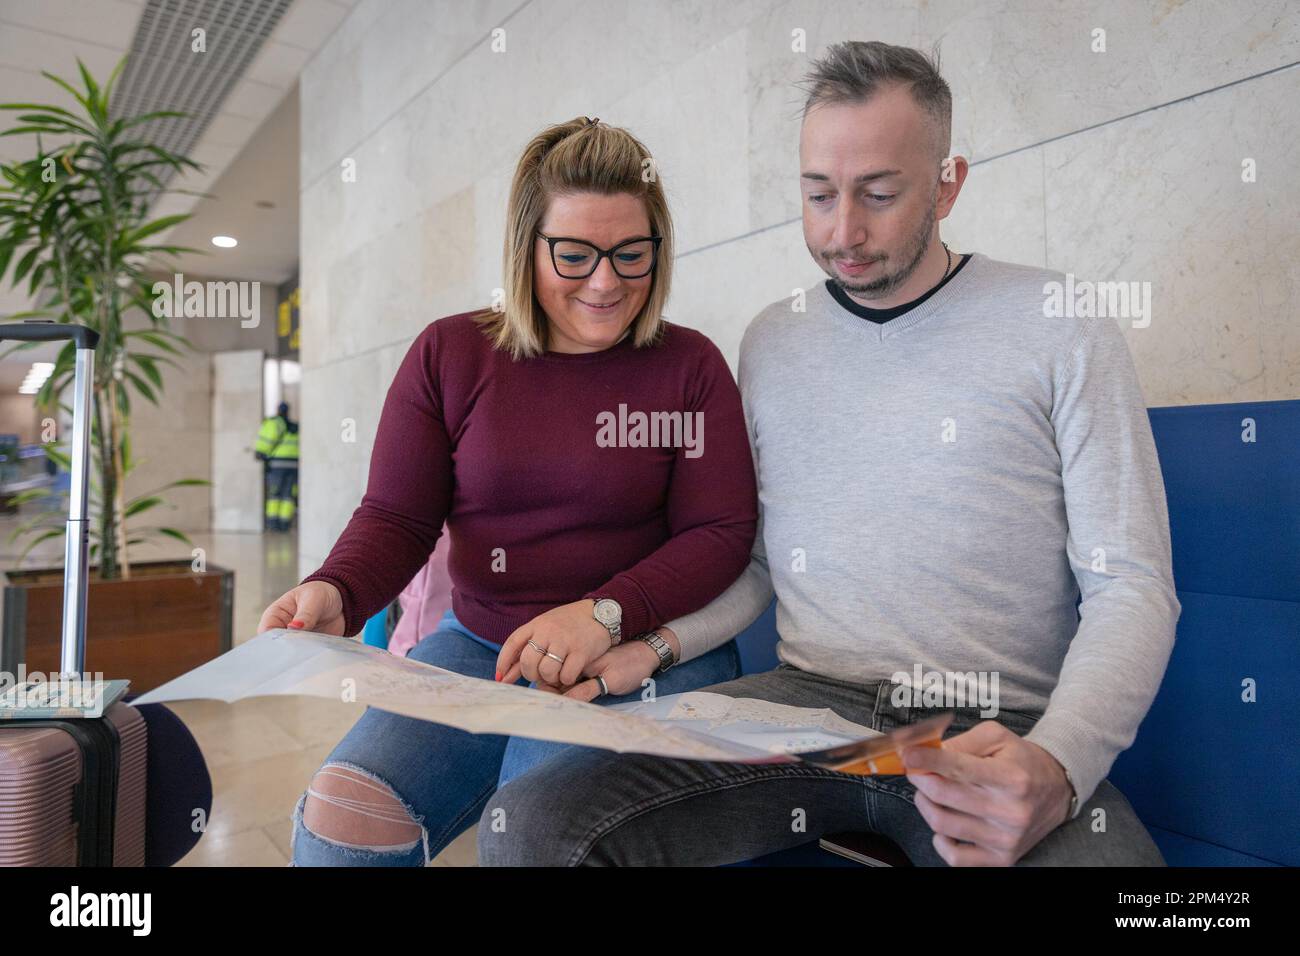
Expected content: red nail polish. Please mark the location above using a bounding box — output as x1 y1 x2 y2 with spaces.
494 672 501 682
289 620 304 629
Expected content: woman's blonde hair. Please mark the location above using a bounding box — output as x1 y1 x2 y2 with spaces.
473 117 675 359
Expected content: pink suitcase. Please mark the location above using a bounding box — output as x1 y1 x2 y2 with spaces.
0 321 147 866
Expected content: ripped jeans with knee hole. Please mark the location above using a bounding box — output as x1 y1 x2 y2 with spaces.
289 607 742 866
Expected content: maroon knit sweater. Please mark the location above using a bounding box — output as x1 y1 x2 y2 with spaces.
303 311 758 644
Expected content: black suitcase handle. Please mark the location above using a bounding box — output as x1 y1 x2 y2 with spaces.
0 319 100 350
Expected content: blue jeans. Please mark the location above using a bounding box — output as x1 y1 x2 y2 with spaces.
290 608 741 865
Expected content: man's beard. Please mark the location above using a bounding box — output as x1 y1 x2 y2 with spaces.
817 201 936 300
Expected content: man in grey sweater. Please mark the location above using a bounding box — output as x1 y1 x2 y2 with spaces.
479 41 1179 866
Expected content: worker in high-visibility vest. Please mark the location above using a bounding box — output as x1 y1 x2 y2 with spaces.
255 402 299 531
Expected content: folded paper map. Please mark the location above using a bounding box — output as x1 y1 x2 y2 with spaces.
133 628 951 772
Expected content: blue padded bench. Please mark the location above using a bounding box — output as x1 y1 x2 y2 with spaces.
736 399 1299 867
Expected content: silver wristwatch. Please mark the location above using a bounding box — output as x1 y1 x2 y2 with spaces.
592 598 623 646
638 628 676 673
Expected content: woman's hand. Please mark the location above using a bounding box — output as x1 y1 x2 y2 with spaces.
531 640 662 702
495 600 616 686
257 580 346 635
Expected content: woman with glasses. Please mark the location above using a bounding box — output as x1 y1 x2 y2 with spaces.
260 117 759 866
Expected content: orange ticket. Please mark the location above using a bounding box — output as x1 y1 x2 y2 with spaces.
793 711 955 775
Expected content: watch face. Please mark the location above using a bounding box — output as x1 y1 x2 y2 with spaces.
594 599 621 625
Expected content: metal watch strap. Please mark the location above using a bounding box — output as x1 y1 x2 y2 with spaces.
1062 764 1079 819
639 629 676 673
592 598 622 646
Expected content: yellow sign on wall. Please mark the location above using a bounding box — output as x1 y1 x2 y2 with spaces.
277 284 300 357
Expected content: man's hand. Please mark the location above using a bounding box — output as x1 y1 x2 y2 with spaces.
900 720 1075 866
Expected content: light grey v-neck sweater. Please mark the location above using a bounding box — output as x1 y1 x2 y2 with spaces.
668 252 1180 811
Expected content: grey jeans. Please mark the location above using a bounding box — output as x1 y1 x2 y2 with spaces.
477 663 1164 866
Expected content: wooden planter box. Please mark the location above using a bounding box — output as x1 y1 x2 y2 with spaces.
2 559 233 694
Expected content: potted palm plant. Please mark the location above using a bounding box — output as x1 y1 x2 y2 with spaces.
0 58 233 692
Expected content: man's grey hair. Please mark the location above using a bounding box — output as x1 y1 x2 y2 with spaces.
798 40 952 161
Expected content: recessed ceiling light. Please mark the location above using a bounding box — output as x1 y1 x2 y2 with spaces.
212 235 238 248
19 361 55 394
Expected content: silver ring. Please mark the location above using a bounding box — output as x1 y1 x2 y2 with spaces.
595 676 609 698
526 638 565 665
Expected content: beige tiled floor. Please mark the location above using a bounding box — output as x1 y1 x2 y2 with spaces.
168 694 479 866
0 518 478 866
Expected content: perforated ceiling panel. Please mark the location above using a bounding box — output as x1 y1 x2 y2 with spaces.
109 0 294 193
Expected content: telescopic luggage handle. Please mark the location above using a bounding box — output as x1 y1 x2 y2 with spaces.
0 320 99 676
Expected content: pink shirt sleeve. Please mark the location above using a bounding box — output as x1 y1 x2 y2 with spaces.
388 529 455 657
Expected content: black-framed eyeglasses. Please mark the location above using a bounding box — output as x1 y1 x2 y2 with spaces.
536 232 662 279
